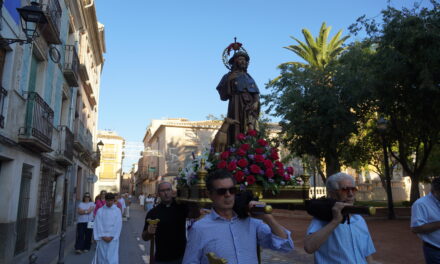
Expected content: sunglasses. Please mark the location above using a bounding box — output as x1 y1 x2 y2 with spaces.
340 187 358 193
213 187 237 195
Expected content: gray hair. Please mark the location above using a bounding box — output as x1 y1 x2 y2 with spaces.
157 181 172 192
326 172 355 192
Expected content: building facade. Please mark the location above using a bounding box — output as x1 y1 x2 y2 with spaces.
94 130 125 195
136 118 221 195
0 0 105 263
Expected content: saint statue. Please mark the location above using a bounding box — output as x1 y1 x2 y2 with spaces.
216 41 260 147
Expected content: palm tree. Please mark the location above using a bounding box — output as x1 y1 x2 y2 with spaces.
280 22 349 70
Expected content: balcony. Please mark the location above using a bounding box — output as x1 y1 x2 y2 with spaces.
73 121 93 153
18 92 54 152
0 86 7 128
38 0 62 44
63 45 79 87
55 126 74 166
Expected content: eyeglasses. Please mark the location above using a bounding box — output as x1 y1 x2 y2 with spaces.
158 188 172 193
213 187 237 196
340 187 358 193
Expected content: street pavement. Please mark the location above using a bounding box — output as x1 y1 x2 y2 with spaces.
63 203 313 264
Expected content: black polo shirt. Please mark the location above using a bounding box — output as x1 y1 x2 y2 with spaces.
143 200 188 261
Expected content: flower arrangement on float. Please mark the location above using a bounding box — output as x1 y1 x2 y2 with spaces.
177 148 214 187
176 130 302 194
213 129 302 193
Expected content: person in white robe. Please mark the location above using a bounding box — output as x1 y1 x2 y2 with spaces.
92 193 122 264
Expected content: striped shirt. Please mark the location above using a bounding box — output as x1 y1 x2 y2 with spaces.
182 210 294 264
307 215 376 264
411 192 440 248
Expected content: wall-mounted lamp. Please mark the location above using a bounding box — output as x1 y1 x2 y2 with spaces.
97 140 104 153
1 1 47 46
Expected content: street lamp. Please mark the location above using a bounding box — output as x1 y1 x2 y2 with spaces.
1 1 47 46
377 117 395 220
97 140 104 153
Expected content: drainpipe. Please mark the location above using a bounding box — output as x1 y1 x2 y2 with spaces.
57 174 69 263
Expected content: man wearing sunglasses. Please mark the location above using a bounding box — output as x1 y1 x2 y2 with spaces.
411 177 440 264
304 172 377 264
182 169 294 264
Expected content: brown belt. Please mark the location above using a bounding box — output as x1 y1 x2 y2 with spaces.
424 241 440 251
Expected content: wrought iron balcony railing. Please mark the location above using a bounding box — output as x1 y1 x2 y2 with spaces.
55 125 74 165
38 0 62 44
63 45 79 87
18 92 54 152
0 86 7 128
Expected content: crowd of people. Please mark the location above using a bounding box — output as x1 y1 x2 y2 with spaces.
73 169 440 264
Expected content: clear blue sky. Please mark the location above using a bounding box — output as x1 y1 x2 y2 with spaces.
95 0 424 145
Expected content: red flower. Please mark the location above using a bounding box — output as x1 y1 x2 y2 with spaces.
246 175 256 185
270 151 279 160
283 174 291 181
255 148 264 154
275 161 283 168
257 139 268 146
236 133 246 141
236 148 246 156
234 171 245 183
217 160 227 169
220 151 230 160
287 166 294 175
254 154 265 163
227 161 237 172
237 159 248 168
247 130 257 137
265 169 274 178
263 160 274 169
277 168 285 176
240 144 250 151
250 164 262 174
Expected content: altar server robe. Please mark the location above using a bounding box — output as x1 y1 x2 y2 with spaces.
92 204 122 264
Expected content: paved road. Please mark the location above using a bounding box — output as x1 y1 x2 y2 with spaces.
64 204 312 263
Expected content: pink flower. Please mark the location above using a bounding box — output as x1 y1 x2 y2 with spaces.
236 149 246 156
254 155 265 163
240 144 250 151
236 133 246 141
255 148 264 154
250 164 262 174
234 171 245 183
265 169 274 178
283 174 291 181
263 160 274 169
237 159 248 168
257 139 268 146
227 161 237 172
217 160 227 169
220 151 230 160
247 130 257 137
287 166 294 175
246 175 256 185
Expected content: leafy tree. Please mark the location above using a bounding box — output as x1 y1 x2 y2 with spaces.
265 23 351 181
350 1 440 203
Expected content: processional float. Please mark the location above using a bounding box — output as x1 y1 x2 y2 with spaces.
175 39 375 264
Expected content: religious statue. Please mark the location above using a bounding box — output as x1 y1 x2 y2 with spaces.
216 39 260 147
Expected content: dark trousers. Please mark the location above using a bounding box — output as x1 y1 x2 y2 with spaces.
423 242 440 264
75 222 93 250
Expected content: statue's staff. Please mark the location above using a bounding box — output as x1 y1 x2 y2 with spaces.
146 219 160 264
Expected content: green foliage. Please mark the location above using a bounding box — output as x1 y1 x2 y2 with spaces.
281 22 349 71
349 1 440 202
